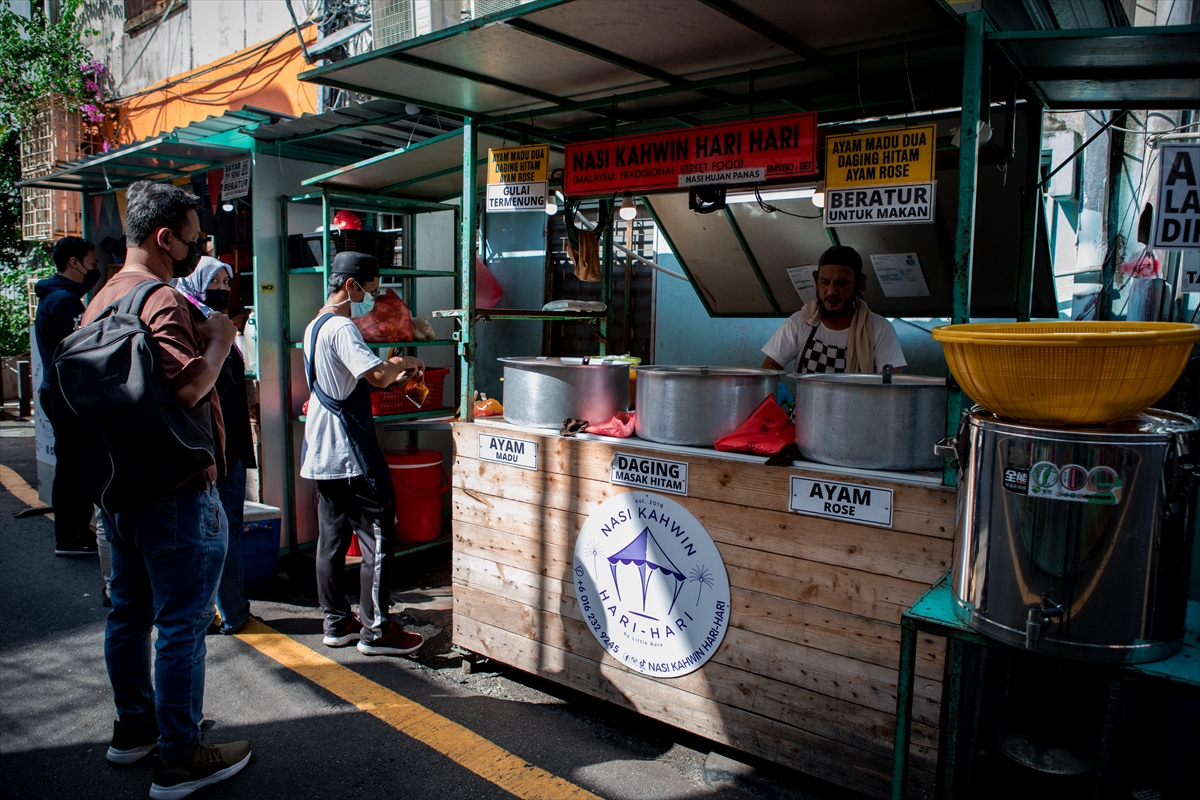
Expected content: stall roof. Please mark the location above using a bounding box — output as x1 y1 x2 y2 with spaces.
303 127 563 201
17 109 269 193
249 98 464 167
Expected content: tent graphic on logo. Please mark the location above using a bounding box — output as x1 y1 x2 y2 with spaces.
607 527 686 615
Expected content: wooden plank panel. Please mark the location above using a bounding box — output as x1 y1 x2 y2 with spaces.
453 484 952 585
452 490 933 625
453 612 936 800
452 547 946 681
454 423 956 539
451 553 943 728
454 555 944 763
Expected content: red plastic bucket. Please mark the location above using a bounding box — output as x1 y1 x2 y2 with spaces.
387 449 450 543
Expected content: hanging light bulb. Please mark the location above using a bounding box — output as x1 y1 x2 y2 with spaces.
545 198 558 216
222 202 235 212
619 191 637 221
811 181 826 209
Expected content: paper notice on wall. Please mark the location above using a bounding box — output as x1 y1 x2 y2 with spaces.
870 252 930 297
786 266 817 303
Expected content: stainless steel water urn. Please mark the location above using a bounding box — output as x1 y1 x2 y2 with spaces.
946 409 1197 663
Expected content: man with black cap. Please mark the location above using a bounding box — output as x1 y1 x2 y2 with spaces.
301 250 426 657
762 245 905 375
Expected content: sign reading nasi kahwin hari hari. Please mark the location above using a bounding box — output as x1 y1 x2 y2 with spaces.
564 112 818 195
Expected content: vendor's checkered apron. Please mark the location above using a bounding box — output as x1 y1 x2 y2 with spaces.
798 326 847 374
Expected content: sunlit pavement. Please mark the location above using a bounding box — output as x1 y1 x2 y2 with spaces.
0 412 852 800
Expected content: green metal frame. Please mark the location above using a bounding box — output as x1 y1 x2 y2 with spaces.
725 209 783 315
1014 96 1044 322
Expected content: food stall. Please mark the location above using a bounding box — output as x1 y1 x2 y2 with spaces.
298 2 1200 798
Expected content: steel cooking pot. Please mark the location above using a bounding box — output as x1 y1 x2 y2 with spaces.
635 365 781 447
793 371 947 471
499 357 629 429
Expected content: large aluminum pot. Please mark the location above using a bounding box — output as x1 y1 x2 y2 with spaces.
949 409 1197 663
635 366 781 447
499 357 628 428
793 372 947 471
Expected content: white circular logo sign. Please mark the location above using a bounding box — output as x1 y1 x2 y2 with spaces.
572 491 731 677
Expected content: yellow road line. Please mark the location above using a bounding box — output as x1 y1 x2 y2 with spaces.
0 463 46 509
235 618 600 800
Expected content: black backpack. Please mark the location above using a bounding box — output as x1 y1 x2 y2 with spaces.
49 280 216 513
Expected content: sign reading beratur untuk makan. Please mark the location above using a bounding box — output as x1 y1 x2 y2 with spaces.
573 492 730 677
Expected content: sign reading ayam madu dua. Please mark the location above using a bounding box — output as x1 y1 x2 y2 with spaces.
823 125 937 226
486 144 549 213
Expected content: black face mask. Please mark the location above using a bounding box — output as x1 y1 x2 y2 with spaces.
171 238 205 279
81 265 102 290
204 289 231 313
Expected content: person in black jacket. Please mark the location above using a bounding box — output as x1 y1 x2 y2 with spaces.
35 237 101 556
176 256 257 634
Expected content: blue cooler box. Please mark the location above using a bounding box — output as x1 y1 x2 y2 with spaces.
243 501 281 591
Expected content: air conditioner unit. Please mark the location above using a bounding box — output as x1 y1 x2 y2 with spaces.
371 0 530 49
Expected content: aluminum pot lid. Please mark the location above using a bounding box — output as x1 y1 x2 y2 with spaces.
635 365 783 377
791 372 945 387
499 356 629 368
966 406 1199 438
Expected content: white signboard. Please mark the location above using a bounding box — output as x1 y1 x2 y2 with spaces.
824 182 936 226
610 453 688 496
1181 251 1200 292
870 252 931 298
1154 145 1200 249
678 166 765 188
785 266 817 303
477 433 538 471
486 145 548 213
788 476 893 528
485 182 548 213
573 491 731 677
220 157 250 200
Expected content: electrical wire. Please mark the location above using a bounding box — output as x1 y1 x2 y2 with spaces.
752 184 822 219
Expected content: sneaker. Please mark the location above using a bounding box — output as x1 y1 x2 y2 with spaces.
106 719 159 765
149 741 251 800
101 585 112 608
55 541 98 556
357 625 424 657
322 616 362 647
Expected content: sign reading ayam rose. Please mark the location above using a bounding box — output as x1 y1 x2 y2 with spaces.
573 491 730 677
823 125 937 226
486 144 549 213
564 112 818 196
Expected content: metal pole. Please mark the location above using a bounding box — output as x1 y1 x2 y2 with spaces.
600 200 614 357
460 117 478 420
280 196 297 555
944 10 986 488
1015 95 1044 322
321 190 332 301
1103 111 1129 321
623 217 634 354
891 619 918 800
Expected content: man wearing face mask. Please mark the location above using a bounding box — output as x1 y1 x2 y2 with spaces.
35 237 102 556
80 181 251 799
761 245 906 375
301 251 426 657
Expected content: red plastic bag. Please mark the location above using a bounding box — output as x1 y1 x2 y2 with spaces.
714 396 794 455
354 288 413 343
476 257 502 309
586 411 636 438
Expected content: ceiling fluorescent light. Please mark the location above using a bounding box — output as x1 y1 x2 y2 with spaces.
725 186 816 204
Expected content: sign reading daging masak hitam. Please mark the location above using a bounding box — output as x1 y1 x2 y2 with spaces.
823 125 936 226
564 112 817 196
573 492 730 677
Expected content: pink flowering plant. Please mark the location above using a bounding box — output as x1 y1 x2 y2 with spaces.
0 0 108 138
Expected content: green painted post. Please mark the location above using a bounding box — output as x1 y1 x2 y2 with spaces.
944 10 986 488
600 199 614 357
1015 96 1044 322
891 619 918 800
321 190 332 301
280 196 297 555
460 118 478 420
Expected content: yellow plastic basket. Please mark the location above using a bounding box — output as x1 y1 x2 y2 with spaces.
931 322 1200 425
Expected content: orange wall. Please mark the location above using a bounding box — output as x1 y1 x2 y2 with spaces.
115 28 319 145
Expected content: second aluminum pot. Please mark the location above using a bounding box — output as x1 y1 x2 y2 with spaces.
793 372 947 471
500 357 629 428
635 366 781 446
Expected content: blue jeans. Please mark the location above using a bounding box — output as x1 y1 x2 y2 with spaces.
103 485 227 763
215 461 250 631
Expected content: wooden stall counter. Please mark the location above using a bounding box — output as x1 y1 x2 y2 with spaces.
451 419 954 799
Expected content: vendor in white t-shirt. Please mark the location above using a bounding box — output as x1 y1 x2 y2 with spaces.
761 245 906 375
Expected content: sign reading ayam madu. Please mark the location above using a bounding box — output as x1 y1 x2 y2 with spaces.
573 491 730 678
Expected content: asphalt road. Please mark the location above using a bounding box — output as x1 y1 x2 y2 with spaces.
0 414 860 800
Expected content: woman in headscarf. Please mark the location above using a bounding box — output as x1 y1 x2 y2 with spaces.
177 256 257 634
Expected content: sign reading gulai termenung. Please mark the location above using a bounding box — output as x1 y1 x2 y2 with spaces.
563 112 818 196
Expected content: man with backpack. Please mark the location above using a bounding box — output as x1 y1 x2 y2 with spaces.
34 237 101 557
70 181 251 799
